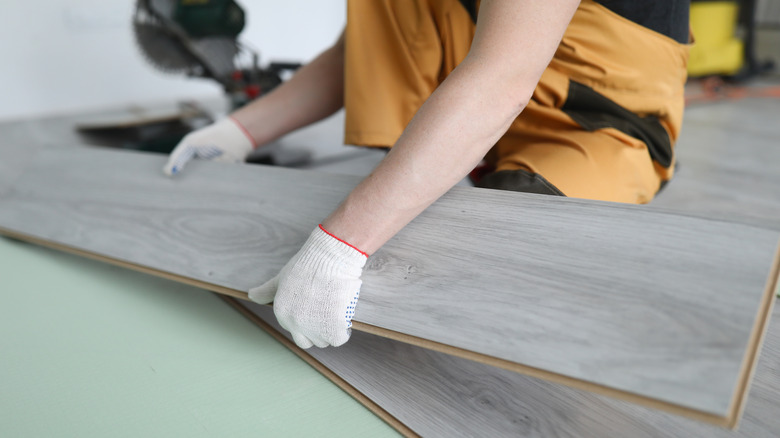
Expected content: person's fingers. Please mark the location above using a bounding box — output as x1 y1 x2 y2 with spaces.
292 333 315 349
248 276 279 304
163 144 196 176
195 145 223 160
330 327 352 347
309 337 329 348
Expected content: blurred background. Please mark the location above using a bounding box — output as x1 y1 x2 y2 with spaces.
0 0 345 122
0 1 777 122
0 0 777 169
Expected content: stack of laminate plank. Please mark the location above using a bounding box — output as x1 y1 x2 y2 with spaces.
0 145 777 437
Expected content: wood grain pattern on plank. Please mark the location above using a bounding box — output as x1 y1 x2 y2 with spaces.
0 146 777 424
236 299 780 438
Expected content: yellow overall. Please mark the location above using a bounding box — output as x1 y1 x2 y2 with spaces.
344 0 690 203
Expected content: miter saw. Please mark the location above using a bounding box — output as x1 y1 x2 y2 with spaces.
133 0 300 108
81 0 309 163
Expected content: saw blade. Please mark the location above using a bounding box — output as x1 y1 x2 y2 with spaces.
133 21 202 73
133 0 239 80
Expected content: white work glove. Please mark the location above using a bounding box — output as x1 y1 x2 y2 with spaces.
163 117 255 176
248 225 369 349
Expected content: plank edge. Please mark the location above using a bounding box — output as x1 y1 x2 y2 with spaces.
351 321 734 428
219 295 419 438
0 226 249 301
726 238 780 428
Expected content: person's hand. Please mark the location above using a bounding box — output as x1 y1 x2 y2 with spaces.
163 117 256 176
248 225 368 349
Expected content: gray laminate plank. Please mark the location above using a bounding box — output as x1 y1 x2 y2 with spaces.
253 94 780 436
0 143 40 197
235 98 780 437
239 300 780 438
0 146 776 420
652 122 780 230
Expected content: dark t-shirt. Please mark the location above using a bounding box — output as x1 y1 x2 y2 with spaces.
596 0 689 43
458 0 690 44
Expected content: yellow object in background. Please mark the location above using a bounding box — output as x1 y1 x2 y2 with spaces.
688 1 744 76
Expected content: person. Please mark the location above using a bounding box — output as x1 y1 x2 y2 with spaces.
163 0 691 349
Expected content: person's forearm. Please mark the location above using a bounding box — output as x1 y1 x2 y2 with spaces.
322 0 580 254
322 60 524 253
231 32 345 146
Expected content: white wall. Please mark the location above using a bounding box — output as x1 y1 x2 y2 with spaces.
0 0 345 121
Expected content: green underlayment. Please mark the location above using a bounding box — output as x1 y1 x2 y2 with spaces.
0 237 399 438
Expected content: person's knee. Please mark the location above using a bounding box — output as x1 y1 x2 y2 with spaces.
476 169 565 196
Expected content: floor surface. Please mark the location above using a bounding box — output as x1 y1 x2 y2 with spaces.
0 79 778 436
0 237 399 437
